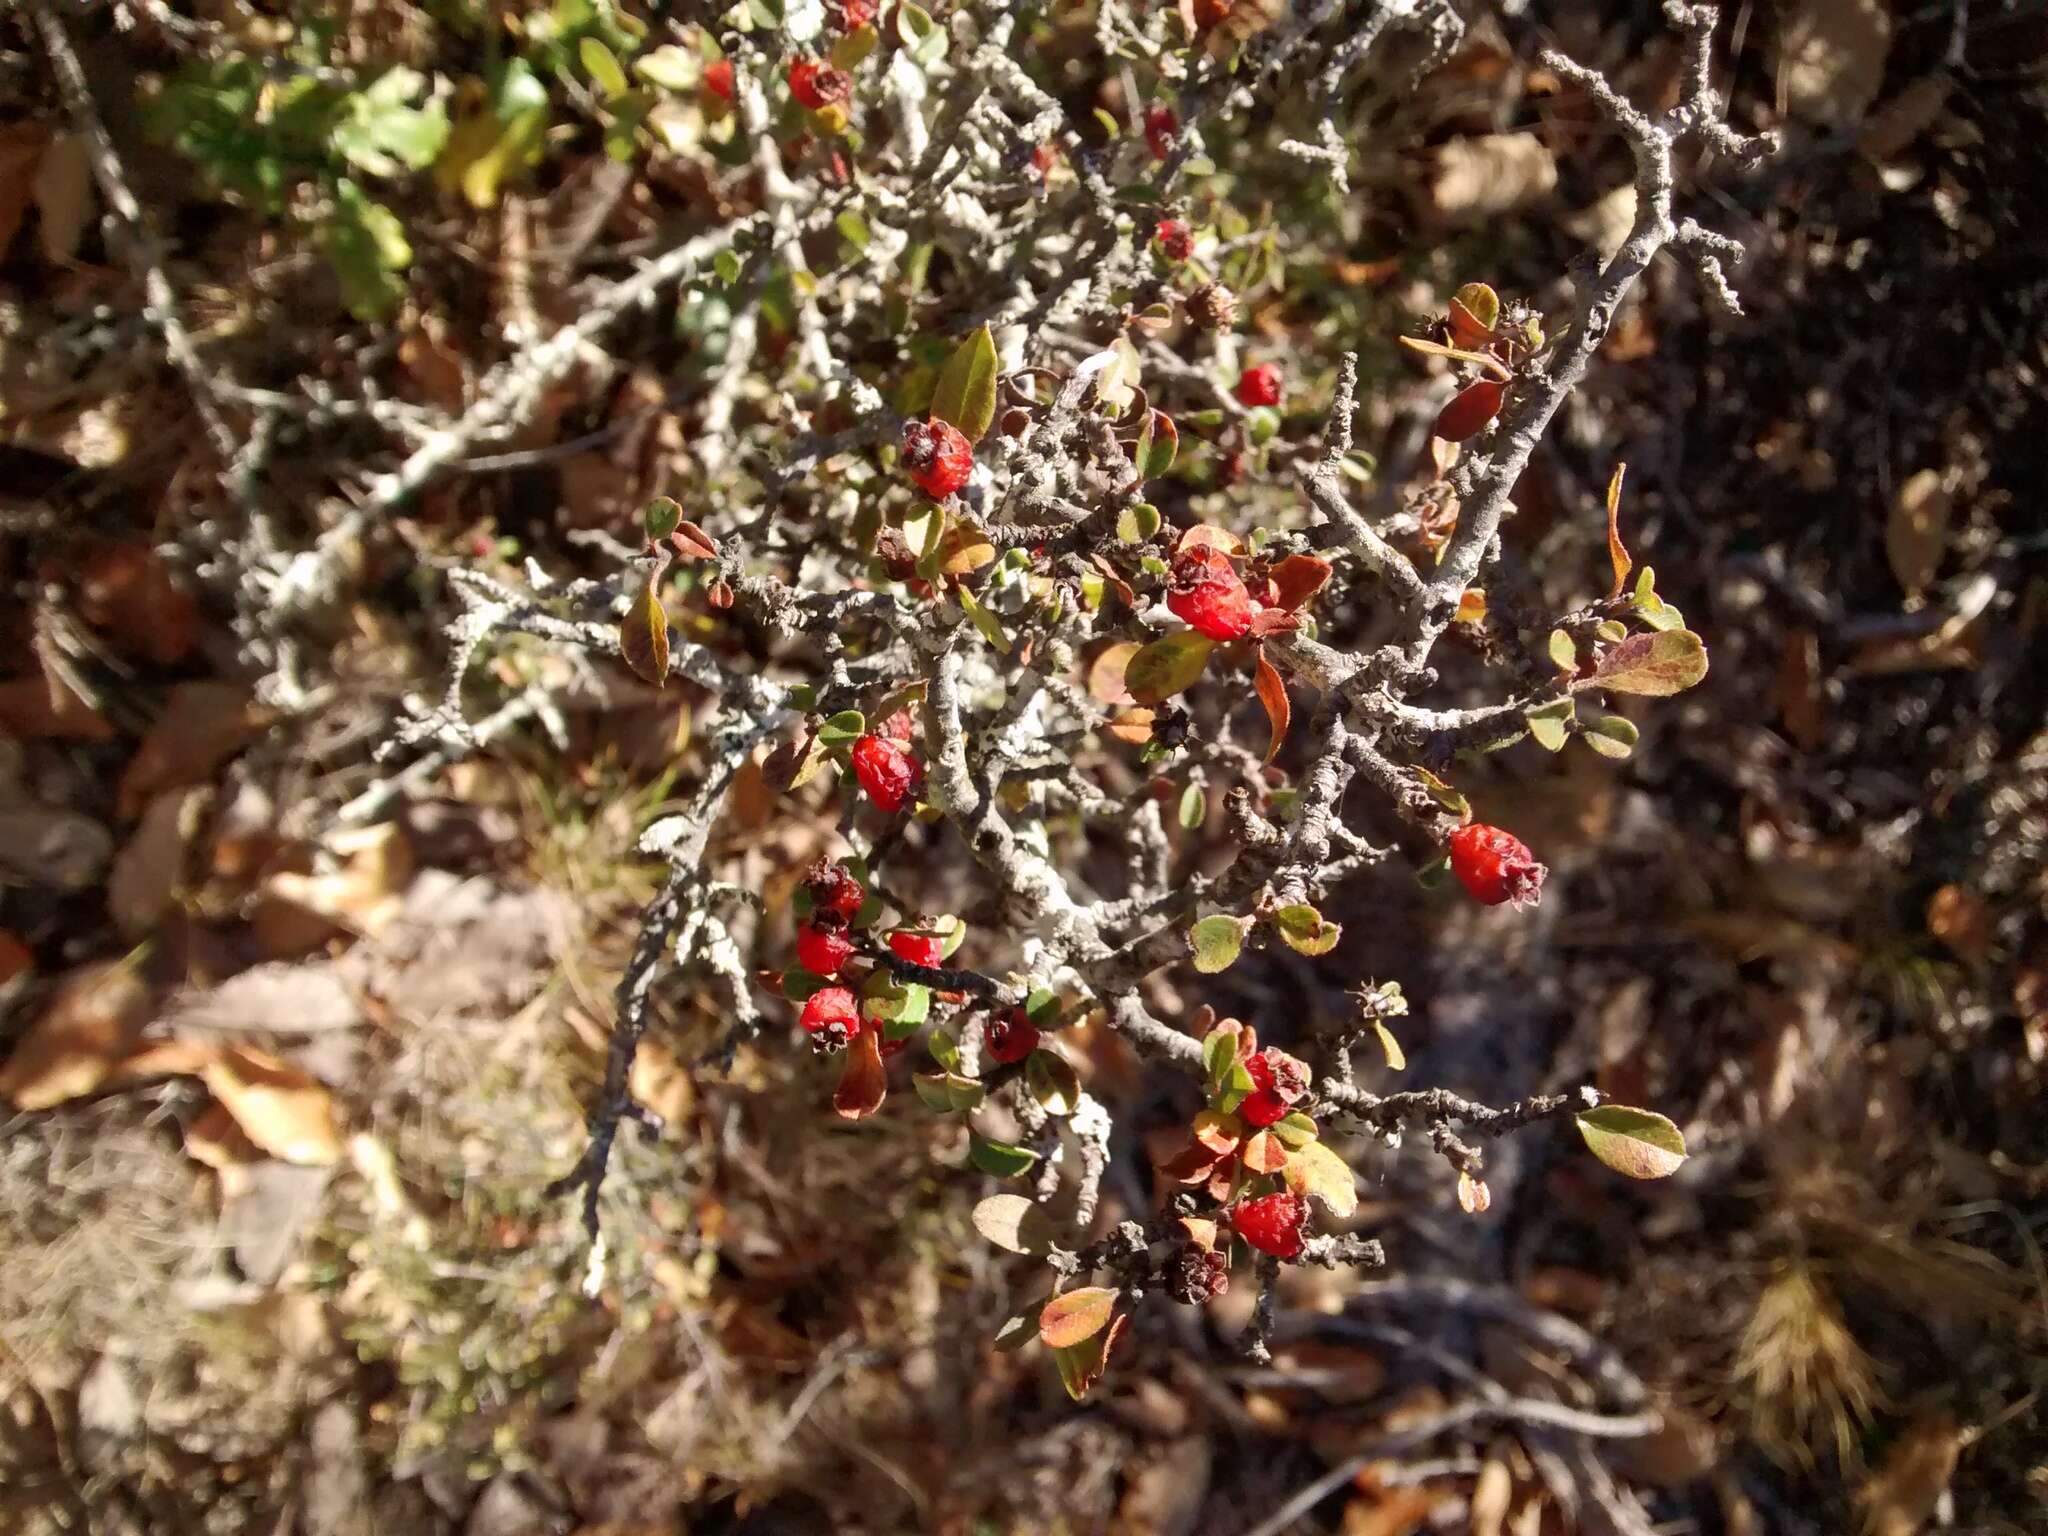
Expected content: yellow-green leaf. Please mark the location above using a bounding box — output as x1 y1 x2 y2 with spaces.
930 323 1000 443
619 577 669 684
580 38 629 97
1273 903 1339 957
973 1193 1055 1254
1373 1020 1405 1070
1125 631 1214 706
1025 1048 1080 1116
1189 914 1248 974
1589 630 1709 696
1284 1137 1357 1218
1574 1105 1687 1179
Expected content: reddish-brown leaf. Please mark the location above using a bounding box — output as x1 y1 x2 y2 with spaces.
1087 641 1141 706
1177 525 1242 557
1432 377 1505 442
832 1027 887 1120
1247 607 1299 638
1604 462 1631 600
1156 1139 1223 1185
1268 554 1333 612
1191 1109 1243 1156
1240 1128 1291 1174
1254 649 1290 764
670 519 720 560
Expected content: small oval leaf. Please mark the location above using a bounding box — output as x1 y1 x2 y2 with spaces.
1254 650 1291 764
973 1193 1055 1254
1125 632 1215 706
1039 1286 1118 1349
969 1133 1039 1178
1025 1048 1080 1116
1189 914 1248 974
619 577 670 684
930 323 1000 443
1590 630 1709 696
1574 1105 1688 1179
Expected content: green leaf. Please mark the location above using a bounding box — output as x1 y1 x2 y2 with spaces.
1574 1105 1688 1179
1596 618 1628 643
973 1193 1055 1254
1177 781 1205 829
1134 410 1178 479
1413 767 1469 821
928 1026 961 1072
1189 914 1248 974
1245 406 1281 446
1271 1111 1319 1149
643 496 682 541
781 967 828 1001
319 179 412 320
1273 903 1339 957
1582 714 1639 759
1547 628 1578 672
817 708 866 746
1115 503 1162 544
1589 630 1709 696
896 0 947 64
862 973 930 1029
914 1071 983 1110
331 67 450 177
1202 1026 1238 1084
929 323 999 443
1025 1049 1080 1116
1524 695 1575 752
969 1134 1039 1178
436 59 549 209
835 209 871 253
1125 632 1214 706
1023 987 1063 1028
955 583 1011 654
1039 1287 1118 1349
1372 1020 1406 1070
580 37 630 97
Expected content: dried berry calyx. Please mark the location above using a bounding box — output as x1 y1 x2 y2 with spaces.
1166 1245 1231 1305
1447 822 1546 908
788 57 852 111
985 1008 1040 1064
851 733 923 813
1239 1046 1311 1127
901 416 974 499
1232 1190 1308 1258
1187 282 1237 332
827 0 877 30
1154 218 1193 261
1235 363 1283 408
796 919 855 977
799 985 862 1049
1167 546 1255 642
804 857 866 921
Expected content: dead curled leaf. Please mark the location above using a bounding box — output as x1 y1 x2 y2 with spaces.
200 1044 343 1165
118 681 264 819
0 959 154 1111
1885 467 1953 602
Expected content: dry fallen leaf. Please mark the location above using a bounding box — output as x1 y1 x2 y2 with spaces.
1855 1412 1964 1536
1428 133 1557 221
1777 0 1894 127
200 1044 343 1165
31 131 94 263
107 786 209 940
1885 468 1954 603
0 122 48 257
255 822 414 953
0 958 153 1111
118 681 264 818
76 542 202 667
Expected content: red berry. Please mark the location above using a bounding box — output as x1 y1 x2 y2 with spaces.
888 928 945 968
985 1009 1040 1064
1166 546 1254 642
1235 363 1283 408
1240 1047 1311 1127
851 733 922 813
1233 1191 1308 1258
828 0 877 29
1154 218 1193 261
799 985 861 1048
1144 106 1178 162
1447 822 1547 908
804 858 865 921
901 416 974 499
788 57 851 111
703 58 735 103
796 920 854 977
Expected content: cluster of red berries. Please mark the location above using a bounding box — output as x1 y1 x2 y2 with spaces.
1234 363 1283 408
902 416 974 500
1166 545 1255 642
1239 1046 1310 1127
1448 822 1546 908
788 57 852 111
1154 218 1193 262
